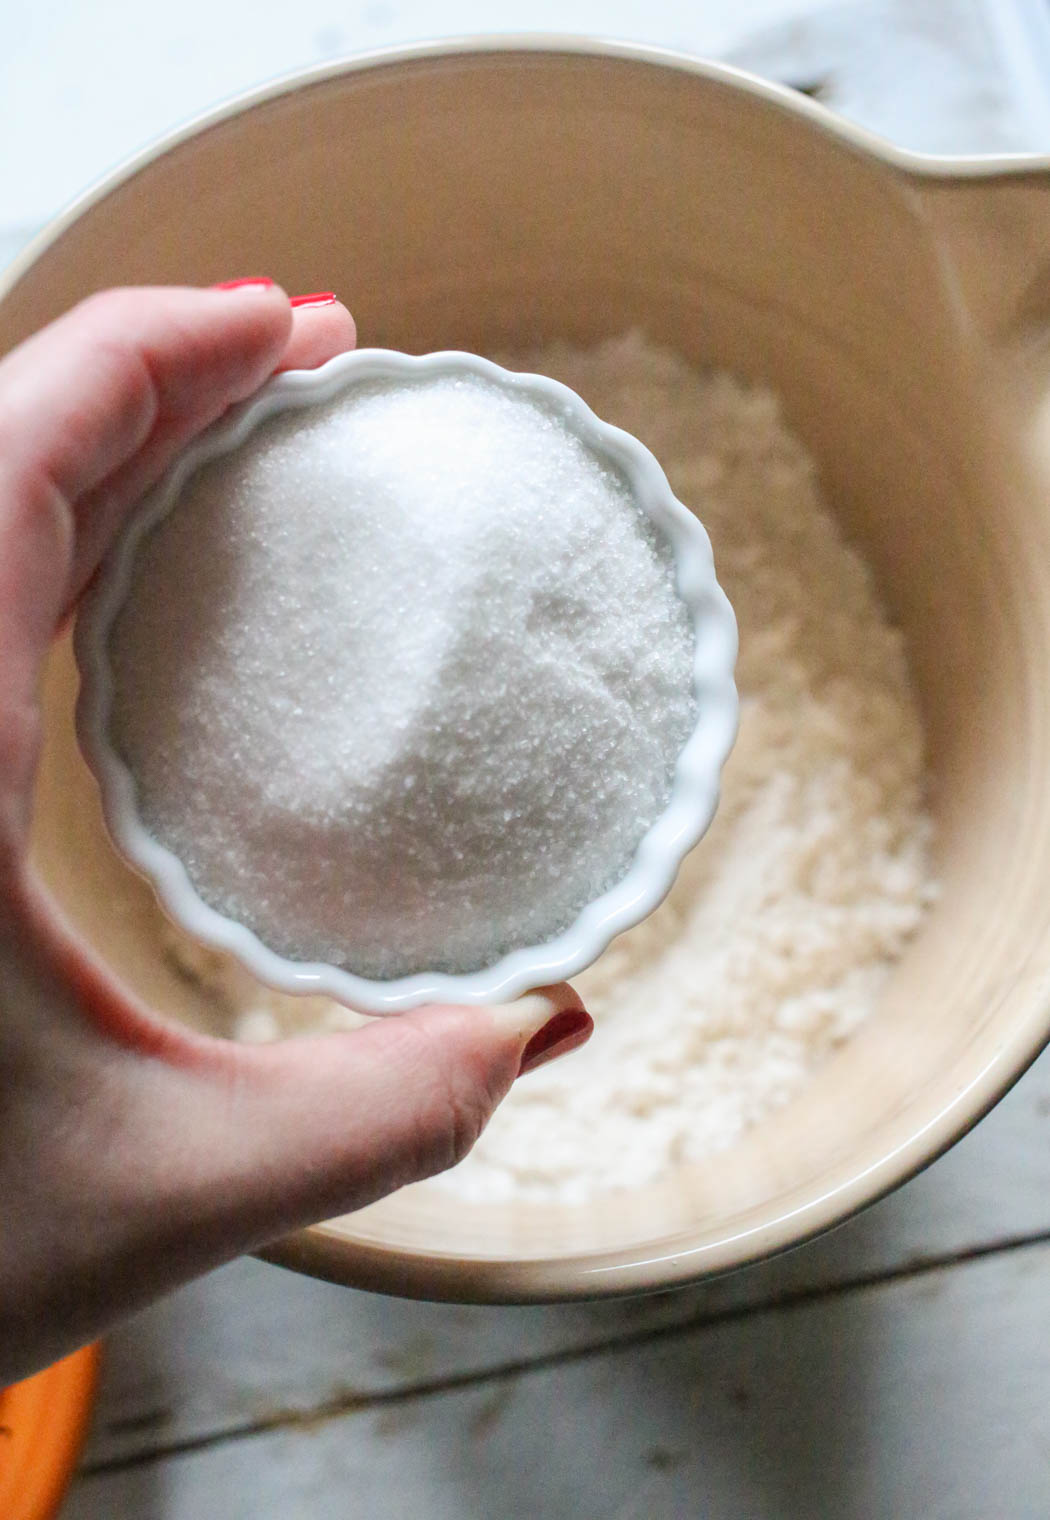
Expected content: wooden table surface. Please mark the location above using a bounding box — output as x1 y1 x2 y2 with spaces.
66 1046 1050 1518
6 2 1050 1516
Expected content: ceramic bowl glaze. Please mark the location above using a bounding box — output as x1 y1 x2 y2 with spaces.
7 40 1050 1298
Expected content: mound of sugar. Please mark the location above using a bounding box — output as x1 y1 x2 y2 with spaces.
108 372 698 980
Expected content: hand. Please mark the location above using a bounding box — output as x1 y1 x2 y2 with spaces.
0 284 591 1384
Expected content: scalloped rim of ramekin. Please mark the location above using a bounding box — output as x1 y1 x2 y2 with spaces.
73 347 739 1014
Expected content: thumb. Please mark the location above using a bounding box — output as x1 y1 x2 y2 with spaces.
0 885 591 1378
186 986 592 1245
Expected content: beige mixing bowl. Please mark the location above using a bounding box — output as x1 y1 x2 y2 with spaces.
5 39 1050 1301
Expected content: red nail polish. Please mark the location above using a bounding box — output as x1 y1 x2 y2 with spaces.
517 1007 593 1078
212 277 275 291
290 291 337 308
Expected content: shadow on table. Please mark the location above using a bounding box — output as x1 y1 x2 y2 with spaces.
64 1035 1050 1520
409 1209 889 1519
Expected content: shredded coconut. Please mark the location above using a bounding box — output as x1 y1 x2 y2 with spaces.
109 370 697 981
154 334 936 1202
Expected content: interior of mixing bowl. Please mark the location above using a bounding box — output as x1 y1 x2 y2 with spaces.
9 44 1050 1296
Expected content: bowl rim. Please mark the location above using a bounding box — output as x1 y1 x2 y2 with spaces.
73 346 738 1014
259 1007 1050 1302
256 1018 1019 1301
4 28 1050 320
14 37 1050 1297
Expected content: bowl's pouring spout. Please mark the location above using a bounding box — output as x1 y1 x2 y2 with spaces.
899 162 1050 513
905 162 1050 349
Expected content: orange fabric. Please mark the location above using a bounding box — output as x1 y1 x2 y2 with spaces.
0 1345 100 1519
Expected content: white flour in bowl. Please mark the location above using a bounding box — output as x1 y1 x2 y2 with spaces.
156 333 936 1204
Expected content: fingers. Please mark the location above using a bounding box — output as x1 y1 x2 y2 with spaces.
68 291 356 599
0 282 356 630
0 283 291 534
0 285 292 836
278 295 356 372
0 282 355 867
62 285 296 598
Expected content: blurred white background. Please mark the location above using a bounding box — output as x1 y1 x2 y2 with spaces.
5 0 1050 275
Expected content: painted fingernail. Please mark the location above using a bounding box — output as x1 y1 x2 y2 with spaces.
212 277 276 292
517 1007 593 1078
290 291 338 308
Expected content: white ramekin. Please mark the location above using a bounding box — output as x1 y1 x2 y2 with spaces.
74 347 738 1014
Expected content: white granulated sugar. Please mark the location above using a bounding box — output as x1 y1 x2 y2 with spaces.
148 334 937 1204
110 372 697 981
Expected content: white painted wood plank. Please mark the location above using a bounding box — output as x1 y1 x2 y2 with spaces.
83 1038 1050 1466
68 1239 1050 1520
